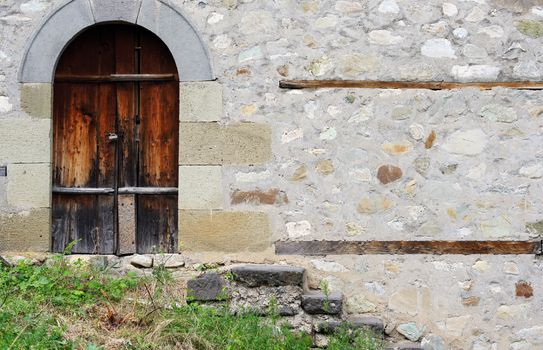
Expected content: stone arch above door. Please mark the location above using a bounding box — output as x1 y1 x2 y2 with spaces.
19 0 214 83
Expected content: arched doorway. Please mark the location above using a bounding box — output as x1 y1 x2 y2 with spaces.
52 24 179 254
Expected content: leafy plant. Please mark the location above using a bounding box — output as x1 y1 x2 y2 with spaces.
319 279 331 313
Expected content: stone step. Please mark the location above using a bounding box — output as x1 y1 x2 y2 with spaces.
186 272 227 302
386 344 422 350
301 291 342 315
315 316 384 334
231 264 305 287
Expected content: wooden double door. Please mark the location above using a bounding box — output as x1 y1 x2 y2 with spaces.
52 24 179 254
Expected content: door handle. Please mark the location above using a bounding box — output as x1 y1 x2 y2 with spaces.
107 132 119 141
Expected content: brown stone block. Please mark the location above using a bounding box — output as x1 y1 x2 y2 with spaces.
0 209 50 252
179 210 271 252
425 130 437 149
231 188 288 205
377 164 402 184
516 281 533 298
180 122 272 165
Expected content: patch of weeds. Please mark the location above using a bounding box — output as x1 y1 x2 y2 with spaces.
223 271 235 281
160 303 312 350
267 296 279 323
319 279 331 313
215 285 230 301
152 261 173 286
0 254 139 349
327 325 385 350
194 263 219 272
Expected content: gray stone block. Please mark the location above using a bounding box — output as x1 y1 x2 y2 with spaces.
301 291 342 315
231 264 305 287
348 317 385 333
316 316 385 334
137 0 214 81
278 305 298 316
130 254 153 268
20 0 95 83
187 273 227 301
89 0 142 23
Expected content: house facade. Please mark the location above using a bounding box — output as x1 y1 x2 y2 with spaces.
1 0 543 347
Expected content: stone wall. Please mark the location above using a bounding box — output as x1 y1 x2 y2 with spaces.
1 0 543 348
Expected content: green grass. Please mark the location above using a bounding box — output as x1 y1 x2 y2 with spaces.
0 255 384 350
0 255 139 349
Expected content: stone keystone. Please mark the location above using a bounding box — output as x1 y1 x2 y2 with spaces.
231 264 305 287
187 273 227 302
302 291 343 315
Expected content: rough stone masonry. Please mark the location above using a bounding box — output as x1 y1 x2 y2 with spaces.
1 0 543 348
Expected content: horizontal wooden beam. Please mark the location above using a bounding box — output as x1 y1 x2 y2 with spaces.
55 74 177 83
118 187 178 195
53 187 113 194
279 80 543 90
275 240 541 255
53 186 178 195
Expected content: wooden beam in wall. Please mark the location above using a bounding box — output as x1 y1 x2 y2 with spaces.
279 80 543 90
275 240 542 255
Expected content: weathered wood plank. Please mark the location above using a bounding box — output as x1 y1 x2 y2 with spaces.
119 187 178 195
279 80 543 90
137 195 178 253
52 187 114 194
52 195 115 254
135 29 179 253
54 74 176 82
275 240 541 255
52 187 178 194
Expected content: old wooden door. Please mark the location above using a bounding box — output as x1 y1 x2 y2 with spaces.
52 24 179 254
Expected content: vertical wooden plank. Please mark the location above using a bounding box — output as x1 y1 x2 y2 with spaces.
95 82 117 254
116 82 137 188
138 82 178 186
52 25 120 254
53 83 98 188
115 26 138 254
137 81 179 253
52 195 114 254
52 82 116 253
135 26 179 253
136 195 177 253
115 26 137 188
